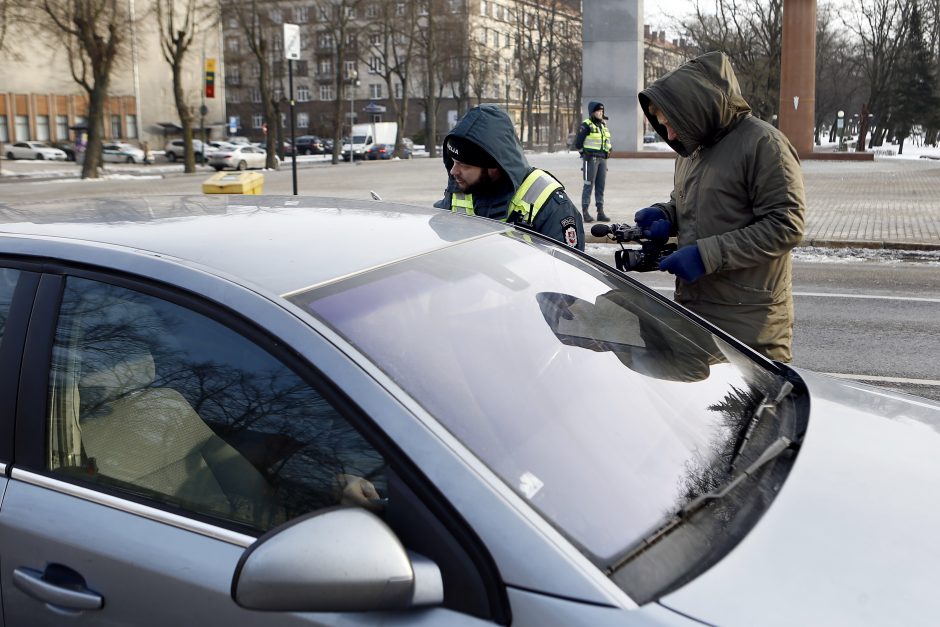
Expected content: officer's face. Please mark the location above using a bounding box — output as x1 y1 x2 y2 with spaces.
649 104 678 142
450 159 500 193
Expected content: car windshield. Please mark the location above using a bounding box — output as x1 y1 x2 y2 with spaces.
290 231 803 601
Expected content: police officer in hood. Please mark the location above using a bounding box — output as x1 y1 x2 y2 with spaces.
435 104 584 251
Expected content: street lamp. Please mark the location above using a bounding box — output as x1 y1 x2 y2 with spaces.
837 110 845 151
347 69 359 164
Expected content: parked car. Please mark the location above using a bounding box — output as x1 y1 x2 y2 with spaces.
163 139 217 162
4 141 68 161
207 144 277 171
51 141 77 161
101 142 151 164
208 141 238 152
294 135 325 155
643 133 660 144
365 143 413 160
1 195 940 626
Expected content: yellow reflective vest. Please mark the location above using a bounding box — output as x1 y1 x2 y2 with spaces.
449 168 562 227
581 119 612 154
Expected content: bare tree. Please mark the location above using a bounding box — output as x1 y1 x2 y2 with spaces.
156 0 216 173
843 0 912 147
309 0 366 165
814 4 864 146
224 0 288 168
415 0 462 157
512 1 547 148
680 0 783 120
32 0 133 178
362 0 421 157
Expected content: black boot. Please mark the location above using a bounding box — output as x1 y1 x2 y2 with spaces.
596 208 610 222
582 209 594 223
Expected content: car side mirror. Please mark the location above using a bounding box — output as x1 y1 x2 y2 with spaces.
232 507 443 612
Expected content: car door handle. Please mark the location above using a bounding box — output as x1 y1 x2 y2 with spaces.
13 565 104 611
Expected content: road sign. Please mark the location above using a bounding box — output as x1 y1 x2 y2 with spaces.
284 24 300 60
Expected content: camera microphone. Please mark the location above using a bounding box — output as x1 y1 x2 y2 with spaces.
590 223 612 237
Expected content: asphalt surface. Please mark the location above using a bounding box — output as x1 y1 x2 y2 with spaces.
2 148 940 251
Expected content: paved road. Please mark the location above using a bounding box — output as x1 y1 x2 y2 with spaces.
4 150 940 250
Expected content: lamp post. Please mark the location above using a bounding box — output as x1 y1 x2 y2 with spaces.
347 69 359 164
837 110 845 151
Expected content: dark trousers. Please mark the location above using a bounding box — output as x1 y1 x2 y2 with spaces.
581 155 606 212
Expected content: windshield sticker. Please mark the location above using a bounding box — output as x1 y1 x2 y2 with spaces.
518 471 544 499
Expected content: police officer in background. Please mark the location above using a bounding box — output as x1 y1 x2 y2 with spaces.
435 103 585 251
574 101 612 223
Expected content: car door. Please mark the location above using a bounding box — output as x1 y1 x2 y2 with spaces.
0 266 504 626
101 144 119 163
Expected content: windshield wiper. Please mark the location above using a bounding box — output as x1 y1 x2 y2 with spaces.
728 380 794 472
606 435 799 575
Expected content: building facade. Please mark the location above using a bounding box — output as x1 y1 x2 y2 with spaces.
0 0 226 150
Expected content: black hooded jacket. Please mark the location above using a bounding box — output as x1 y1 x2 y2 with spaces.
435 104 584 250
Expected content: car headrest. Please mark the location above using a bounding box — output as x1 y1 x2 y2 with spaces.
81 353 156 395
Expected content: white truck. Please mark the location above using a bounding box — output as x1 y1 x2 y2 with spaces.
343 122 398 161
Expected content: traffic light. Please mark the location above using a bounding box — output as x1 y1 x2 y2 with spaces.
205 58 217 99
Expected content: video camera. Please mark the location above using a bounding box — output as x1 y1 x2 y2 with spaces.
590 222 677 272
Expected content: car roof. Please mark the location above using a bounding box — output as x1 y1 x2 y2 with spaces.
0 196 507 296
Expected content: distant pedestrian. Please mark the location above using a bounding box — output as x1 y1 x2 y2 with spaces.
635 51 806 362
142 141 151 165
435 104 585 250
573 101 611 223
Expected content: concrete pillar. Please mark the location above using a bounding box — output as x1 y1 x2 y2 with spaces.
778 0 817 156
582 0 644 153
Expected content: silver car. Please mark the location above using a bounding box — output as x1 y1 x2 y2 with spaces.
0 196 938 626
208 144 277 171
101 142 151 164
4 141 68 161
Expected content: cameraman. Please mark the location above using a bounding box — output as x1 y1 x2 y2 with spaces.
636 52 806 362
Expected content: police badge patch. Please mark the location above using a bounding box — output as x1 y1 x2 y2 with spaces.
561 216 579 248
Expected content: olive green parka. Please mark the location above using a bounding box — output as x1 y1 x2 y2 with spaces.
639 52 806 362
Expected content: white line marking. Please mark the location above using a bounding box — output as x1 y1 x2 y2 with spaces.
821 373 940 386
644 286 940 304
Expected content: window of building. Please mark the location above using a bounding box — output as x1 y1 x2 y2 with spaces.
35 115 50 141
293 6 308 22
297 112 309 128
14 115 29 141
344 60 357 78
318 58 333 76
369 83 382 99
369 33 381 46
46 277 386 534
344 6 356 18
394 82 402 99
396 3 406 16
317 32 334 49
227 16 238 28
319 85 334 101
56 115 68 139
493 31 499 47
480 0 487 15
269 8 282 23
227 89 241 103
297 85 311 102
110 115 121 138
227 37 240 53
296 60 309 76
250 88 262 103
126 114 138 139
366 3 379 18
317 6 330 20
368 55 382 74
227 67 241 85
252 114 264 129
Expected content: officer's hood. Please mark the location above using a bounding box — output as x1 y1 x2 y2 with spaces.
638 51 751 157
442 104 530 188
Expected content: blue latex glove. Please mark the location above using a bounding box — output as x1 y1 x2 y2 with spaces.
660 245 706 282
634 206 668 228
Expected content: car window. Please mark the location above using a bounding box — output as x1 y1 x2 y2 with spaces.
293 233 796 567
0 268 19 341
46 277 386 533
